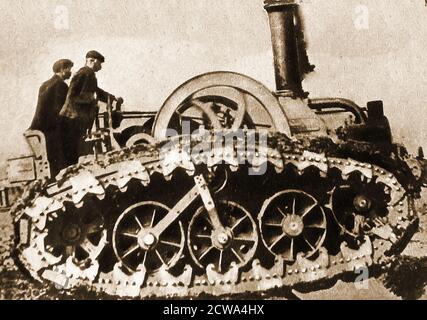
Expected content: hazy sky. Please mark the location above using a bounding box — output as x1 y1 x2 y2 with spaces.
0 0 426 160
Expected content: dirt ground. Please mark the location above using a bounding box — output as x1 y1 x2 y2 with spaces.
1 202 427 300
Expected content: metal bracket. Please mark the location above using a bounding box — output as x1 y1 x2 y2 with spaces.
194 175 224 230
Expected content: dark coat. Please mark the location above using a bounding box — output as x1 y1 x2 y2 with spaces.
30 74 68 132
60 66 113 131
30 74 68 176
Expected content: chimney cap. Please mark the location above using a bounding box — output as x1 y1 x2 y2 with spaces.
264 0 299 10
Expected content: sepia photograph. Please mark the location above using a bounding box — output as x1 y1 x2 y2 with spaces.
0 0 426 304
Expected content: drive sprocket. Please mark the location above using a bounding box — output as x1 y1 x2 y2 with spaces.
10 131 418 298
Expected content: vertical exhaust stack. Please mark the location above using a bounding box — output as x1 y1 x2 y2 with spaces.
264 0 304 98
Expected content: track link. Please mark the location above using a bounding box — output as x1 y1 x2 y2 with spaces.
11 131 418 298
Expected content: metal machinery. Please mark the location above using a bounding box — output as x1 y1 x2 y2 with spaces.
6 0 427 298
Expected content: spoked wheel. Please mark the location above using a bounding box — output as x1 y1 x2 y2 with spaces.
45 204 107 265
165 86 246 135
206 165 229 194
191 86 247 129
188 201 258 273
152 72 293 140
112 201 185 273
330 182 389 238
259 190 327 262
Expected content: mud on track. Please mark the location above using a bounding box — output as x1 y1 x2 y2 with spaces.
2 203 427 300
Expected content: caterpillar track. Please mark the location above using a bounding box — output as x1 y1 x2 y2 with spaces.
10 131 419 298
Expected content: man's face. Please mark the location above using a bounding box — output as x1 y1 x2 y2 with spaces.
87 58 103 72
62 66 73 80
94 60 103 72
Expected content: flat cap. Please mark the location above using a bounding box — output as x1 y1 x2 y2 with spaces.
86 50 105 63
52 59 74 73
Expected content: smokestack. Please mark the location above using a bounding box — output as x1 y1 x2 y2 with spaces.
264 0 304 98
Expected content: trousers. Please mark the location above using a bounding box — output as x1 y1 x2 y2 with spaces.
60 117 85 168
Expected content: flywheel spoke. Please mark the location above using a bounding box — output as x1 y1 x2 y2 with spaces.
303 236 316 251
231 248 245 264
269 233 286 250
277 206 287 217
265 222 282 228
231 215 249 231
300 202 318 218
134 215 144 230
160 240 182 248
218 250 224 273
204 215 214 227
155 250 167 266
234 237 256 243
142 251 148 267
150 209 157 228
195 234 212 239
122 244 140 259
121 231 139 238
198 246 215 261
306 220 327 230
284 238 294 261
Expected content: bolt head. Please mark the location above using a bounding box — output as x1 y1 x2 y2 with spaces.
143 234 156 246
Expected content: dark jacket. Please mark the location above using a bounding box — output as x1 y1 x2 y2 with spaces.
60 66 114 130
30 74 68 132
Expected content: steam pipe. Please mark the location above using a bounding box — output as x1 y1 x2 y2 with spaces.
264 0 304 97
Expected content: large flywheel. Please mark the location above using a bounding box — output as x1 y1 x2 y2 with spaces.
152 71 292 139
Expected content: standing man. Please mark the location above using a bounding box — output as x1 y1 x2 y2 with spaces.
30 59 74 176
60 50 123 166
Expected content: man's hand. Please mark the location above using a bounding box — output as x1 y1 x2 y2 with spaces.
116 97 124 105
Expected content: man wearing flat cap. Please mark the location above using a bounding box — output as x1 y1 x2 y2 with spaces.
30 58 74 176
60 50 123 166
